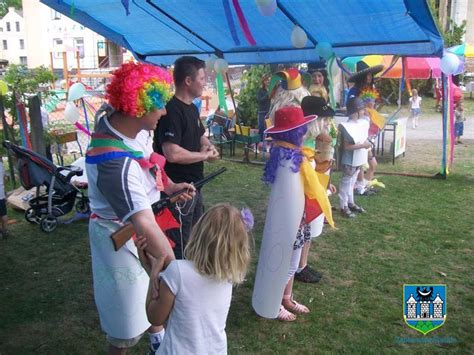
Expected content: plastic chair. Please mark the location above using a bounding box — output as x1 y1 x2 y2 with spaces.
262 118 273 160
51 131 83 166
209 125 233 158
233 124 260 162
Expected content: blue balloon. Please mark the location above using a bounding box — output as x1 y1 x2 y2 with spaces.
316 42 334 60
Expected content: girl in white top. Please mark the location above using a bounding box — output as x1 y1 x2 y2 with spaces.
409 89 422 128
136 203 252 354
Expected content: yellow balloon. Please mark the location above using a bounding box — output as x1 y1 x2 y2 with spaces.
0 80 8 96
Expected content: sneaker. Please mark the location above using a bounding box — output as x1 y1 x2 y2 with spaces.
340 208 356 218
148 344 160 355
295 266 322 283
361 188 377 196
305 265 323 281
348 204 366 213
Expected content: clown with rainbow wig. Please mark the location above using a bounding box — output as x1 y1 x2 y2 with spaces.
85 61 195 353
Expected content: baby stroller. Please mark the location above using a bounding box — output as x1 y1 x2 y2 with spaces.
3 141 89 233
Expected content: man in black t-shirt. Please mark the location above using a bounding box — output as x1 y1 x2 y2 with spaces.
154 56 218 257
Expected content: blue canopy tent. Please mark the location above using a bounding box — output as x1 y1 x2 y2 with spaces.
42 0 452 176
41 0 443 64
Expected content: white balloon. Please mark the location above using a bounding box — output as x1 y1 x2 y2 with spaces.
291 26 307 49
256 0 277 16
440 53 460 75
214 58 229 74
255 0 272 6
205 57 216 72
68 82 86 101
64 102 80 123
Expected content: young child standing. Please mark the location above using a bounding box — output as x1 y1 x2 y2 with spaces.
409 89 422 128
338 97 371 218
137 203 252 354
455 101 466 144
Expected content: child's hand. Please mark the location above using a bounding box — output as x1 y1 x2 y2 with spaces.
329 184 337 194
135 235 153 275
135 236 165 299
361 141 371 149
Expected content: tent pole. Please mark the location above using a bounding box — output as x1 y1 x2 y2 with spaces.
397 57 405 109
225 72 238 122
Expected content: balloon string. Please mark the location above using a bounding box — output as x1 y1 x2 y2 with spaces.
75 122 91 136
232 0 256 46
223 0 240 45
81 98 91 136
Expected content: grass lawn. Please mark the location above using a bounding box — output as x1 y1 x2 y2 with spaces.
0 135 473 353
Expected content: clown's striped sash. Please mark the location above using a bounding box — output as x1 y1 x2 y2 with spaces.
86 133 149 167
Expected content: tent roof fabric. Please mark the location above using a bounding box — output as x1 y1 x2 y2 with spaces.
41 0 444 65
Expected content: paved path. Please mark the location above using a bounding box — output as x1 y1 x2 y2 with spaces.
406 113 473 141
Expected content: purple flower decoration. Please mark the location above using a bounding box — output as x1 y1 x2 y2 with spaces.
240 208 254 232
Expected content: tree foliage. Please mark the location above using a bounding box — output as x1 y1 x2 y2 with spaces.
2 64 54 127
235 65 271 127
443 19 466 47
427 0 466 47
0 0 22 18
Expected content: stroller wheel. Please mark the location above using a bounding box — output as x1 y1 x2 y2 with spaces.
40 215 58 233
25 208 39 224
76 199 90 214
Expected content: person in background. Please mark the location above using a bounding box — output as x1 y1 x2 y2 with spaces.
346 61 383 105
136 203 252 354
154 56 219 259
434 79 442 112
308 61 329 102
257 74 271 141
346 62 383 196
0 156 9 238
294 96 337 284
338 97 371 218
409 89 422 129
455 101 466 144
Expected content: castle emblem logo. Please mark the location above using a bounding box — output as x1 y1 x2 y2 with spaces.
403 284 446 335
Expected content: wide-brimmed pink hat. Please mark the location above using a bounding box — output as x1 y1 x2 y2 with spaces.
265 106 317 134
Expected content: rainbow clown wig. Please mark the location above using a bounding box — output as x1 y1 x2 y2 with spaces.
359 88 380 105
106 61 173 118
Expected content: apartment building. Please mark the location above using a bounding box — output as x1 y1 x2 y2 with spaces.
22 0 107 70
0 7 27 66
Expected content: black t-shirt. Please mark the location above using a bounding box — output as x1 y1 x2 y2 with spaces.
154 96 206 183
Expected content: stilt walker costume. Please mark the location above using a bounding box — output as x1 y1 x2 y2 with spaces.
252 107 334 319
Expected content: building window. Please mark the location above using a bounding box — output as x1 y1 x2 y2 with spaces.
19 39 24 50
0 27 3 32
51 10 61 20
74 37 84 59
53 38 63 59
19 56 27 65
2 40 7 50
16 21 20 32
6 22 10 31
